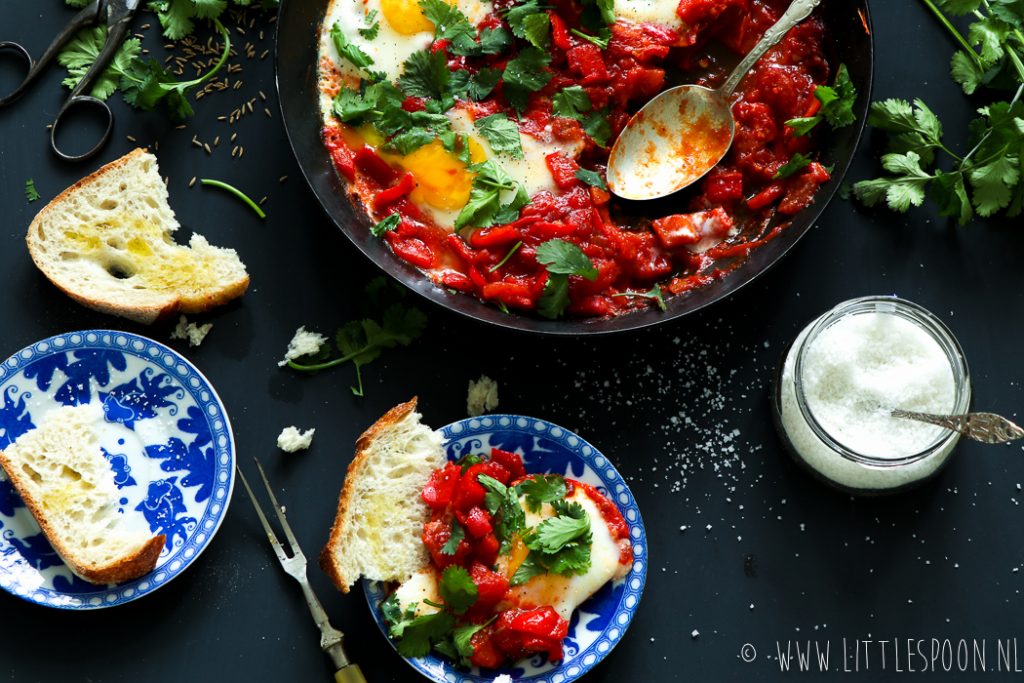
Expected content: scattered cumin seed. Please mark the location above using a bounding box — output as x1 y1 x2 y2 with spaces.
214 135 220 146
126 135 137 142
204 143 212 155
259 90 267 101
258 196 267 205
189 177 197 188
264 108 272 118
278 175 288 183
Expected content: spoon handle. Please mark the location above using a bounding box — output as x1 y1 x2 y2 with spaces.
720 0 823 97
891 409 1024 445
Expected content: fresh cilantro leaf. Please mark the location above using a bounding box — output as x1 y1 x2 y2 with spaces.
517 474 566 513
24 179 40 203
535 239 599 279
438 566 478 615
381 594 419 638
817 64 857 128
457 453 483 472
399 49 451 100
57 29 142 100
506 2 550 49
510 552 547 586
475 113 524 158
478 473 526 544
395 611 456 657
372 214 402 237
287 281 427 396
536 239 597 319
854 151 933 212
453 619 494 664
385 127 438 154
420 0 479 55
612 285 668 311
119 19 232 120
469 67 503 100
331 21 374 70
479 27 512 54
541 540 592 576
440 520 466 555
969 154 1020 216
580 0 615 33
524 501 591 553
455 160 528 230
785 116 821 136
774 152 813 179
575 167 607 190
502 47 552 112
552 85 592 119
582 109 611 146
359 9 380 39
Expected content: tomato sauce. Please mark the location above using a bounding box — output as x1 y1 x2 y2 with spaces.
411 448 632 668
324 0 833 318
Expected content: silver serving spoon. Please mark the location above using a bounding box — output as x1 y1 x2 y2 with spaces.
606 0 822 201
891 409 1024 445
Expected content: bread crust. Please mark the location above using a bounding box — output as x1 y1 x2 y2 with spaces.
0 448 166 585
25 147 249 325
319 397 420 593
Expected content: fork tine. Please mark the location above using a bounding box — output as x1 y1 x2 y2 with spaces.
236 464 289 563
252 457 303 555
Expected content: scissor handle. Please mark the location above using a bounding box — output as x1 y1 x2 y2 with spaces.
0 41 39 107
0 2 102 108
50 94 114 162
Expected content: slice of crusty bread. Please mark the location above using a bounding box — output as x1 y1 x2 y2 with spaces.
26 148 249 325
0 404 165 585
320 398 446 593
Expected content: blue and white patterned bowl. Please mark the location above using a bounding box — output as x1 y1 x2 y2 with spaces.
365 415 647 683
0 330 235 609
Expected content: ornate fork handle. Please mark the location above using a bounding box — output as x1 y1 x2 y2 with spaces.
891 410 1024 445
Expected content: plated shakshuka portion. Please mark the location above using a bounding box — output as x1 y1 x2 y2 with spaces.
318 0 853 318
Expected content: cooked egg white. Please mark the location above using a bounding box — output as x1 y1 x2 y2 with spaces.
498 488 629 621
613 0 688 32
321 0 495 89
390 486 629 626
408 107 583 230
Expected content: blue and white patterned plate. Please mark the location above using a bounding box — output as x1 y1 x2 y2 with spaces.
365 415 647 683
0 330 235 609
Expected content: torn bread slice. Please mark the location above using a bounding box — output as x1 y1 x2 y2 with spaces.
0 404 165 585
26 148 249 324
320 398 446 593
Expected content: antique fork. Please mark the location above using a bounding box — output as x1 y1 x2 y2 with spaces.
236 459 367 683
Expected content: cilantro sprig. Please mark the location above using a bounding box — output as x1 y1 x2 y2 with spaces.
551 86 611 146
785 64 858 136
512 499 593 585
58 17 233 120
382 566 481 662
143 0 279 40
24 179 40 203
535 239 598 319
455 160 530 230
286 278 428 397
855 1 1024 224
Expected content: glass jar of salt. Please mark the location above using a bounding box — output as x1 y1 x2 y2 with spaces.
774 296 971 494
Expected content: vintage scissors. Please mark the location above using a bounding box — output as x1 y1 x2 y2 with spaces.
0 0 140 161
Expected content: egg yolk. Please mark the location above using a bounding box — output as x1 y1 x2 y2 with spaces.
380 0 442 35
401 138 486 211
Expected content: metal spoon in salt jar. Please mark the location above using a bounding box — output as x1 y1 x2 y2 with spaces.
891 410 1024 445
606 0 822 201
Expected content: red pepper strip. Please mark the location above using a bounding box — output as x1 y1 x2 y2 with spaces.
438 270 475 292
446 233 477 264
746 182 785 210
372 172 416 212
469 225 520 248
530 221 577 239
354 146 399 185
549 12 571 50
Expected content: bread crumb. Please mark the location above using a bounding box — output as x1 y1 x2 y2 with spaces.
467 375 499 417
279 326 327 367
492 676 513 683
277 426 315 452
170 315 213 347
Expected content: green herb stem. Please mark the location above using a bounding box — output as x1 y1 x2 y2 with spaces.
288 350 363 373
199 179 267 219
919 0 984 67
488 241 523 273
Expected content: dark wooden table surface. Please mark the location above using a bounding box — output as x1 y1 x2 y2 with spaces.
2 1 1023 681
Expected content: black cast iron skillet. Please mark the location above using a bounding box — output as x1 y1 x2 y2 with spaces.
276 1 874 335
